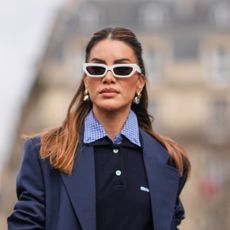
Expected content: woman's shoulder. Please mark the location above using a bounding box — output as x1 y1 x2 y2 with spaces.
24 136 41 150
140 128 190 178
21 136 42 162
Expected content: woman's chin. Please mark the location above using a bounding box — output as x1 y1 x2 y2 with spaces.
99 105 120 112
94 102 130 114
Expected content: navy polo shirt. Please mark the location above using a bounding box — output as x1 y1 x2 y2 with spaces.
84 110 153 230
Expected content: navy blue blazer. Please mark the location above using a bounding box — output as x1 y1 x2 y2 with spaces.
8 130 187 230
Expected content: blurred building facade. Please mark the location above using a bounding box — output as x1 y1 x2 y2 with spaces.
1 0 230 229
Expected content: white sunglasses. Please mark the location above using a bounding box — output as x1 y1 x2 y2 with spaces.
83 63 142 78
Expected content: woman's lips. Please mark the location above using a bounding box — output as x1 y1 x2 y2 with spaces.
99 88 119 97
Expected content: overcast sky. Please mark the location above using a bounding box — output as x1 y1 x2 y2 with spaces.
0 0 64 170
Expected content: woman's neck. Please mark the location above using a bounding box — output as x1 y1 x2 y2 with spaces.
92 107 131 139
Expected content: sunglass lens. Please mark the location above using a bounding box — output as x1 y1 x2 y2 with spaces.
114 66 133 76
86 66 105 76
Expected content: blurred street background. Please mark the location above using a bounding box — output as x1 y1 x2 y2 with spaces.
1 0 230 229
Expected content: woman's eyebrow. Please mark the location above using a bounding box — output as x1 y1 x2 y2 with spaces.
90 58 106 63
89 58 131 64
114 58 131 63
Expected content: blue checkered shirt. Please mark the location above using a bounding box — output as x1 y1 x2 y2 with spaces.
83 110 141 147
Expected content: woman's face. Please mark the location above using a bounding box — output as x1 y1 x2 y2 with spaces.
83 39 145 115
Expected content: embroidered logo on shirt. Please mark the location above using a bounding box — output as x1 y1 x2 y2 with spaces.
140 186 150 193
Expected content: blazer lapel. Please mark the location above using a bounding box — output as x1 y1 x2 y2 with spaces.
140 130 180 230
60 130 179 230
61 142 96 230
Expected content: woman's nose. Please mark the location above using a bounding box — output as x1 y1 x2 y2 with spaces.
102 69 116 83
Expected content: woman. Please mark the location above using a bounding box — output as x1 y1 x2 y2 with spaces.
8 27 191 230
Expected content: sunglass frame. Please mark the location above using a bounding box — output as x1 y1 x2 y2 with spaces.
83 63 142 78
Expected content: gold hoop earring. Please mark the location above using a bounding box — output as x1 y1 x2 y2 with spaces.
83 89 90 102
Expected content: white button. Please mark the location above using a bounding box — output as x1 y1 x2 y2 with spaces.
115 170 122 176
113 148 119 154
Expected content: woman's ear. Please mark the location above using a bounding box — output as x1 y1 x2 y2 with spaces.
137 74 145 92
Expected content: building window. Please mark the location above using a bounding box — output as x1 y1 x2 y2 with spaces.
144 47 163 82
173 38 199 61
139 4 167 29
210 47 230 84
148 100 162 131
208 99 230 140
211 3 230 27
78 4 100 32
73 48 85 80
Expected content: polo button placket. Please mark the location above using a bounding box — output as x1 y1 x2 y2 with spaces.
115 170 122 176
113 148 119 154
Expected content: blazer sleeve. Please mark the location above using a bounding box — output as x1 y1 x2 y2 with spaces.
7 138 45 229
172 160 189 229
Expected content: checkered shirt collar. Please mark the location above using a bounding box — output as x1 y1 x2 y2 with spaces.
83 109 141 147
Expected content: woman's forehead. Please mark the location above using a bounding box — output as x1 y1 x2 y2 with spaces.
88 39 137 62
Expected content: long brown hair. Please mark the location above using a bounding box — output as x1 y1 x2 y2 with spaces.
40 27 191 176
